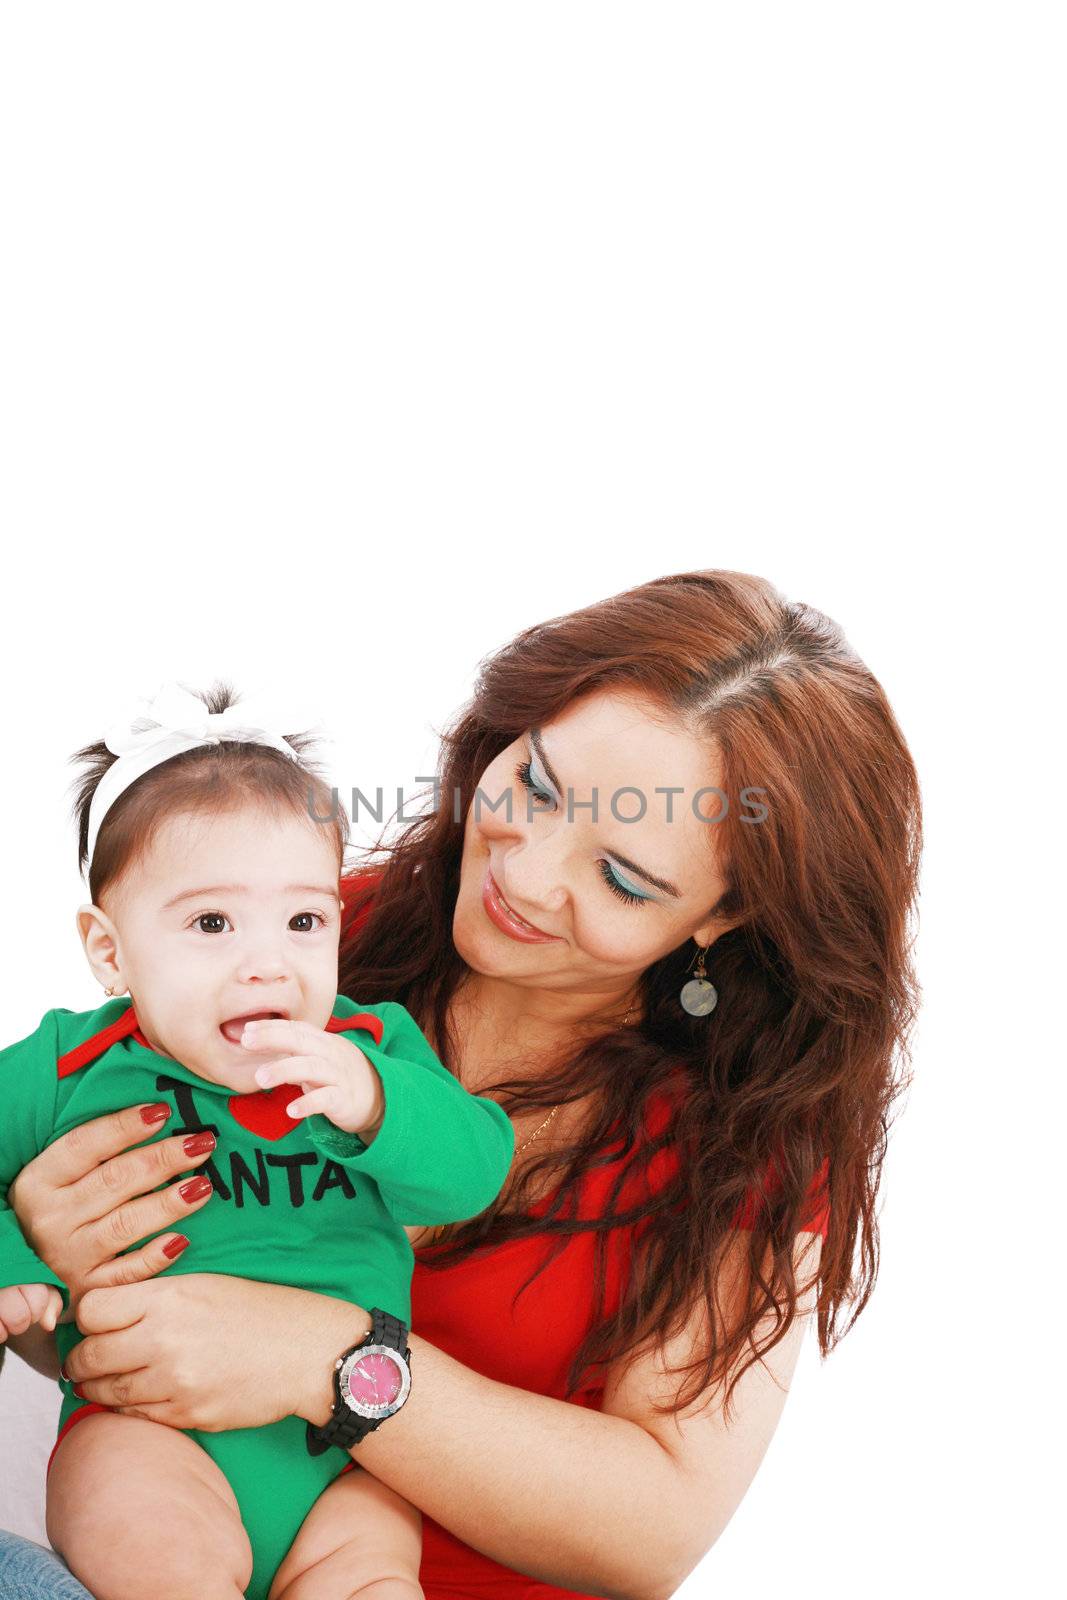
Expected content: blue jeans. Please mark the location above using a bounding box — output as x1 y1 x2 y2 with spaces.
0 1529 94 1599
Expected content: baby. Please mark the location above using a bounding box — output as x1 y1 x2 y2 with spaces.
0 681 515 1600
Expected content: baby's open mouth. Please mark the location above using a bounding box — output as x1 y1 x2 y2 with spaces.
219 1010 289 1044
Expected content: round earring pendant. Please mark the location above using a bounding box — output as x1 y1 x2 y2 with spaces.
680 978 718 1017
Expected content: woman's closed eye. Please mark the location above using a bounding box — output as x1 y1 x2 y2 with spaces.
597 859 655 907
515 758 555 809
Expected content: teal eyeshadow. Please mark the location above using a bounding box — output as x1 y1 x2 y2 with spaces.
528 754 556 798
605 862 657 900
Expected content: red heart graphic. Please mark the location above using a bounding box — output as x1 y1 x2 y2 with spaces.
228 1084 303 1142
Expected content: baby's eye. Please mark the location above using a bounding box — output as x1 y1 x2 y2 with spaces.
289 911 326 932
194 912 231 934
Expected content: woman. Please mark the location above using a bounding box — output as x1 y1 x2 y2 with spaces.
3 570 921 1599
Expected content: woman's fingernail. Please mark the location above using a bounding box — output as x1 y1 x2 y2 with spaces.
183 1131 216 1157
59 1361 71 1382
140 1104 171 1126
162 1235 190 1260
72 1383 87 1400
179 1176 213 1204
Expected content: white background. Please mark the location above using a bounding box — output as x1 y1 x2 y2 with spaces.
0 5 1062 1597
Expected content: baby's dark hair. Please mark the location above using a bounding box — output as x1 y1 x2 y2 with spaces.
69 680 349 905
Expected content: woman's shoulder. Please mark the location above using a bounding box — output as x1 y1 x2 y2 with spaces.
634 1073 831 1239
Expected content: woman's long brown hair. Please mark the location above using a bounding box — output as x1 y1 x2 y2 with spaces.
339 570 922 1417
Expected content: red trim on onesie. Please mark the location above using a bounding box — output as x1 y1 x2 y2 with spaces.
46 1402 114 1476
56 1008 143 1079
325 1012 385 1046
55 1005 383 1081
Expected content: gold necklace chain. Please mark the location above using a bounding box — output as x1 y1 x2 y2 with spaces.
514 999 637 1155
418 1000 638 1251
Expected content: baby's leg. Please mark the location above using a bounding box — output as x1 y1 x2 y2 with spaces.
268 1464 423 1600
47 1411 253 1600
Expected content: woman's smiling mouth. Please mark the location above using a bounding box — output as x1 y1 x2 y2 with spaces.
481 867 561 943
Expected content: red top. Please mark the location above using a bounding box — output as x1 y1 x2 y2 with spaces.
340 873 829 1600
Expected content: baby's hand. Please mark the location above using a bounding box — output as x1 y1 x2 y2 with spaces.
239 1019 384 1136
0 1282 64 1342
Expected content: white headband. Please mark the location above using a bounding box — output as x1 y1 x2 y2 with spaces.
85 681 317 869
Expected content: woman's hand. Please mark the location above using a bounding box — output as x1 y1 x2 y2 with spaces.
62 1274 372 1432
8 1102 218 1310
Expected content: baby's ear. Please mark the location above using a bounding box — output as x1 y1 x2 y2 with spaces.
76 903 125 994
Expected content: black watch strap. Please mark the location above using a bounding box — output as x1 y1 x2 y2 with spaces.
305 1307 411 1457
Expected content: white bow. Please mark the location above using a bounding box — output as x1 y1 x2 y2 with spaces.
103 681 312 758
86 681 321 868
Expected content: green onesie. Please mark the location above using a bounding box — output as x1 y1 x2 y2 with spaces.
0 994 514 1599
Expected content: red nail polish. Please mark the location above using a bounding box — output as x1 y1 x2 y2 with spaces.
182 1132 216 1156
179 1176 213 1203
72 1383 87 1400
140 1104 171 1126
163 1235 190 1260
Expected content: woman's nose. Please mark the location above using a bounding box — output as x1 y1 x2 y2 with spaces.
499 837 569 917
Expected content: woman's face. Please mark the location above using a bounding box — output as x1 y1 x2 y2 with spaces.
453 688 734 1002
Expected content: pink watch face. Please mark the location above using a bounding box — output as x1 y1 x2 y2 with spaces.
346 1351 403 1409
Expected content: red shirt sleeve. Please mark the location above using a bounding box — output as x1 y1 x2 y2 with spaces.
731 1152 831 1239
340 866 385 943
633 1091 831 1240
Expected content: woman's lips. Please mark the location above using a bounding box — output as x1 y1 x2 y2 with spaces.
481 868 561 944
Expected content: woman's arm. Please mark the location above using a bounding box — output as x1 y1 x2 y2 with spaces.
592 1230 824 1593
348 1230 823 1600
61 1232 822 1600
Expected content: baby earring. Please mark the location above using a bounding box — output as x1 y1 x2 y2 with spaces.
679 941 718 1017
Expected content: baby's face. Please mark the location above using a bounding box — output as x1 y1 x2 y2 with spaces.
90 803 343 1092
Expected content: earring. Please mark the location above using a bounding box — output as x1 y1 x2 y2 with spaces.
104 983 123 997
680 942 718 1017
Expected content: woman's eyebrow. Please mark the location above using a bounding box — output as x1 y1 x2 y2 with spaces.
530 728 682 898
530 727 565 794
604 849 681 899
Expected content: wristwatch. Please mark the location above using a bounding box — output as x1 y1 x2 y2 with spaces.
305 1307 412 1456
